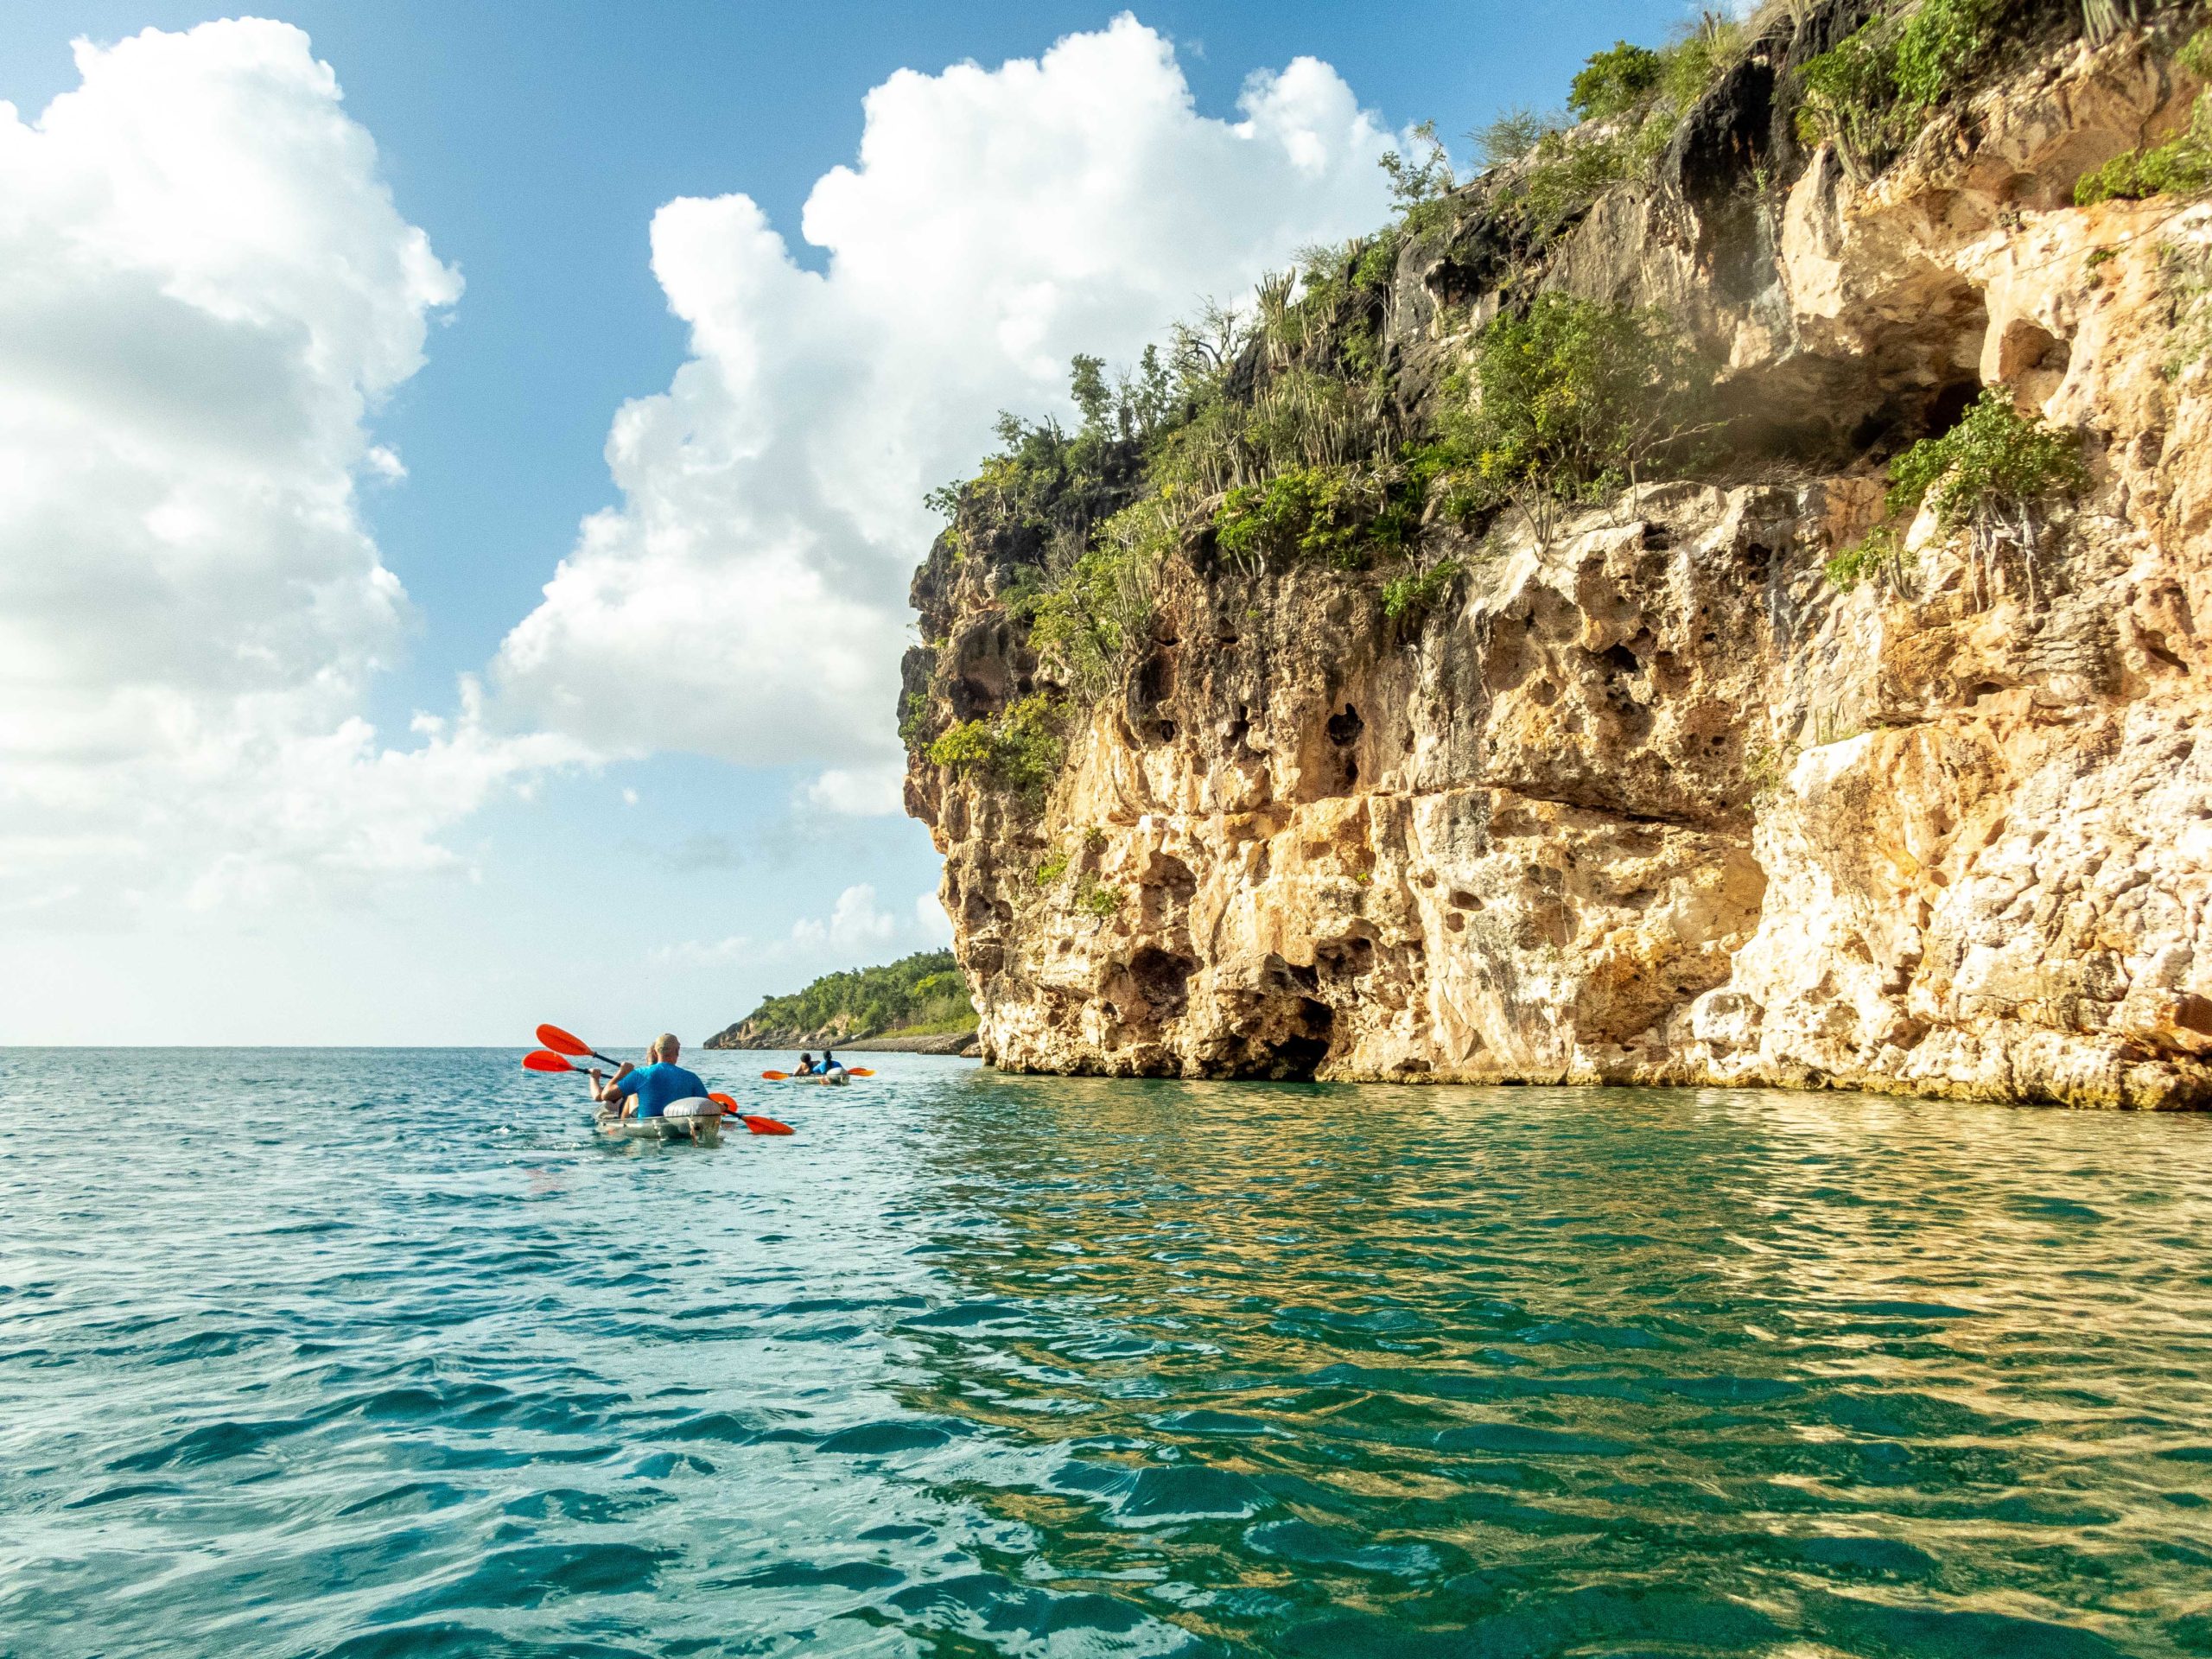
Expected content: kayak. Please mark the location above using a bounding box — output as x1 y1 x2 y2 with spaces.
782 1069 850 1086
594 1096 722 1146
595 1113 721 1145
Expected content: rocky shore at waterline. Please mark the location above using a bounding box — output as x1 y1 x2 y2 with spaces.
703 1024 980 1056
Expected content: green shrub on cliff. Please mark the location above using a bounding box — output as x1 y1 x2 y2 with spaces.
1823 524 1916 592
1379 121 1459 238
926 693 1071 804
2074 29 2212 204
1570 41 1664 120
1212 464 1416 572
1885 390 2086 533
1501 13 1739 225
1660 12 1747 111
1472 105 1567 167
1516 19 1737 233
1077 877 1125 918
1522 130 1633 232
2075 127 2212 203
1028 493 1174 696
1894 0 1999 107
1381 557 1465 620
1796 19 1905 172
1440 293 1706 540
1796 0 2002 177
1827 391 2087 594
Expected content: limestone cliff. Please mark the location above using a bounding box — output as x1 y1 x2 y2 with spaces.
902 0 2212 1108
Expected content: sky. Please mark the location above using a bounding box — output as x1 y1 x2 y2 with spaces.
0 0 1700 1046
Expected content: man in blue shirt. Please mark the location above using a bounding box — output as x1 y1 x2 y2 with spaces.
591 1033 711 1121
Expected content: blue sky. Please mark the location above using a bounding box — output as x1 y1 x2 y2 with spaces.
0 1 1696 1045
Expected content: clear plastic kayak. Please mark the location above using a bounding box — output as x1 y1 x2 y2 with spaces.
594 1096 722 1145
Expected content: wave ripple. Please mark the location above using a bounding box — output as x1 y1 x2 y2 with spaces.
2 1052 2209 1656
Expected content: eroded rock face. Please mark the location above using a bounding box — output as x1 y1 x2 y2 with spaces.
904 16 2212 1108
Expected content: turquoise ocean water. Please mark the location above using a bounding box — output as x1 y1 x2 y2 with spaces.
3 1050 2210 1656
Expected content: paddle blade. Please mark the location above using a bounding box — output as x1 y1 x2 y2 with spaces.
537 1024 593 1058
760 1071 790 1081
523 1049 575 1073
709 1093 793 1135
847 1067 875 1077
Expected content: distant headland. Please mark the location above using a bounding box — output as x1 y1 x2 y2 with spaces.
703 949 981 1054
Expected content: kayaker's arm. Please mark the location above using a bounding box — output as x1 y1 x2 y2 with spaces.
588 1062 637 1111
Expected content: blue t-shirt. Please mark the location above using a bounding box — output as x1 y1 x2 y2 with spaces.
614 1062 709 1119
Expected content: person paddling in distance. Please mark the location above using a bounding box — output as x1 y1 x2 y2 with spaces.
591 1033 711 1122
796 1052 817 1077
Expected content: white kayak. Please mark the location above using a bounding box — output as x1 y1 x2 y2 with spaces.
784 1068 850 1087
594 1096 722 1146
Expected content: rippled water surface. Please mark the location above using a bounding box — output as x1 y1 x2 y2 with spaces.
4 1052 2212 1656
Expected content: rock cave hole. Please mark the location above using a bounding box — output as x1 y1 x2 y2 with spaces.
2142 636 2189 675
1993 317 2070 398
1315 935 1376 981
1927 378 1982 435
1128 946 1193 1018
1132 650 1179 746
1265 1000 1337 1082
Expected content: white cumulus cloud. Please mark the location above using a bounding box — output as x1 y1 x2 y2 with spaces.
802 762 908 817
790 882 900 954
0 19 578 917
915 890 953 945
493 15 1395 767
658 880 923 969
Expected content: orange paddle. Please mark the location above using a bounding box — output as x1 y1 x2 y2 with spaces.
708 1093 795 1135
537 1024 620 1068
760 1067 873 1080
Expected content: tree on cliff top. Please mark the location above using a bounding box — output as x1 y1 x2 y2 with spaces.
1569 41 1664 121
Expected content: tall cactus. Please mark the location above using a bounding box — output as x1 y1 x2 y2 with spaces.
2080 0 2139 45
